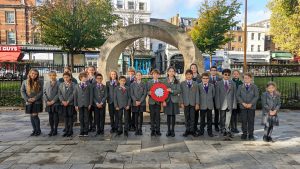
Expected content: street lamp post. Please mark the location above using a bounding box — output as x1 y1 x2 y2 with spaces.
243 0 248 73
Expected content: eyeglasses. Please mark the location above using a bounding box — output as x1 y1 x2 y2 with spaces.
202 78 209 79
224 74 230 76
210 69 217 71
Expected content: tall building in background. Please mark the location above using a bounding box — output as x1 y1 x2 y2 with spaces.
112 0 152 74
0 0 40 45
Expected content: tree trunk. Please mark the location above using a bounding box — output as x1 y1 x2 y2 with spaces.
70 52 74 72
210 53 213 68
130 53 134 68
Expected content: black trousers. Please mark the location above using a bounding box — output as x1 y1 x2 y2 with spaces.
88 106 95 130
95 106 106 132
48 106 59 131
214 109 219 127
184 105 195 132
167 115 176 131
200 109 212 133
241 109 255 135
62 105 73 133
133 107 143 132
118 108 129 132
108 103 118 130
128 108 135 129
149 104 161 132
79 107 89 133
194 110 200 131
231 108 239 130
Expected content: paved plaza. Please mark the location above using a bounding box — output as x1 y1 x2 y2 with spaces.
0 109 300 169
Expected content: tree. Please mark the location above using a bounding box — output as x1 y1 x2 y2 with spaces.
189 0 241 67
33 0 119 70
268 0 300 55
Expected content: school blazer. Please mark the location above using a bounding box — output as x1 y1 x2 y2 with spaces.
114 86 131 109
20 80 43 104
180 81 199 106
106 80 118 104
58 82 75 105
164 79 181 103
130 81 147 106
126 76 135 87
215 80 237 110
198 83 215 110
93 84 107 106
74 83 93 107
236 84 259 109
147 80 161 105
43 81 60 105
209 75 222 85
261 92 281 115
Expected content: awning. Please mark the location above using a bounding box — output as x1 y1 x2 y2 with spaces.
0 52 21 62
271 52 293 60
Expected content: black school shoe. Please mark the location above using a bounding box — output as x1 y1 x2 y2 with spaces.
151 130 156 136
263 135 268 142
52 130 58 136
35 130 41 136
30 131 36 136
117 131 123 135
171 130 175 137
48 130 54 136
124 131 128 137
156 131 162 136
166 131 172 137
183 131 189 137
83 132 89 137
248 135 255 141
63 132 68 137
67 131 73 137
241 134 247 140
79 132 84 137
215 126 220 132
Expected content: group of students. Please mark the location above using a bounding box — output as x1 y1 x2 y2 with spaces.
20 65 281 142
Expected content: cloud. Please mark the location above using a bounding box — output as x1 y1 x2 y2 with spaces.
150 0 177 19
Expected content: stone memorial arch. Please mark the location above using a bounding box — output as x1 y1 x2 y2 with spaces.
98 21 203 81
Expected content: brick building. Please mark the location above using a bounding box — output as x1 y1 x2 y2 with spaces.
0 0 40 45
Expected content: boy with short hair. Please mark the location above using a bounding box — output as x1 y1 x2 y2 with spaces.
58 72 76 137
198 72 215 137
180 69 200 137
93 73 107 135
215 69 237 139
114 76 131 136
74 72 93 137
126 67 136 131
236 73 259 141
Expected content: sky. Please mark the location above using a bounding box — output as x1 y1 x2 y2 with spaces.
150 0 271 24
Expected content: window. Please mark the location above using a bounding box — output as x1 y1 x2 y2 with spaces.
251 45 254 52
251 33 254 40
128 1 134 10
232 36 236 42
139 2 145 10
139 18 145 23
258 45 261 52
258 33 261 40
238 48 242 51
5 11 15 24
7 31 16 44
158 43 163 49
33 32 41 44
238 36 242 42
117 0 123 8
128 18 134 25
231 47 235 51
117 18 123 27
150 43 153 50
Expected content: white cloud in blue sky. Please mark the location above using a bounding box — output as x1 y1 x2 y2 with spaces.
150 0 271 24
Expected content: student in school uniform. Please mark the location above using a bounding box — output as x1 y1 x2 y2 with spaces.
106 71 119 133
198 72 215 137
58 72 76 137
44 71 60 136
93 73 107 135
164 67 181 137
236 73 259 141
180 69 200 137
261 82 281 142
209 66 222 132
125 67 136 131
21 68 43 136
147 69 162 136
231 70 243 133
74 72 93 137
130 71 147 135
215 69 237 138
58 67 78 84
87 66 97 132
114 76 131 137
190 63 201 132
